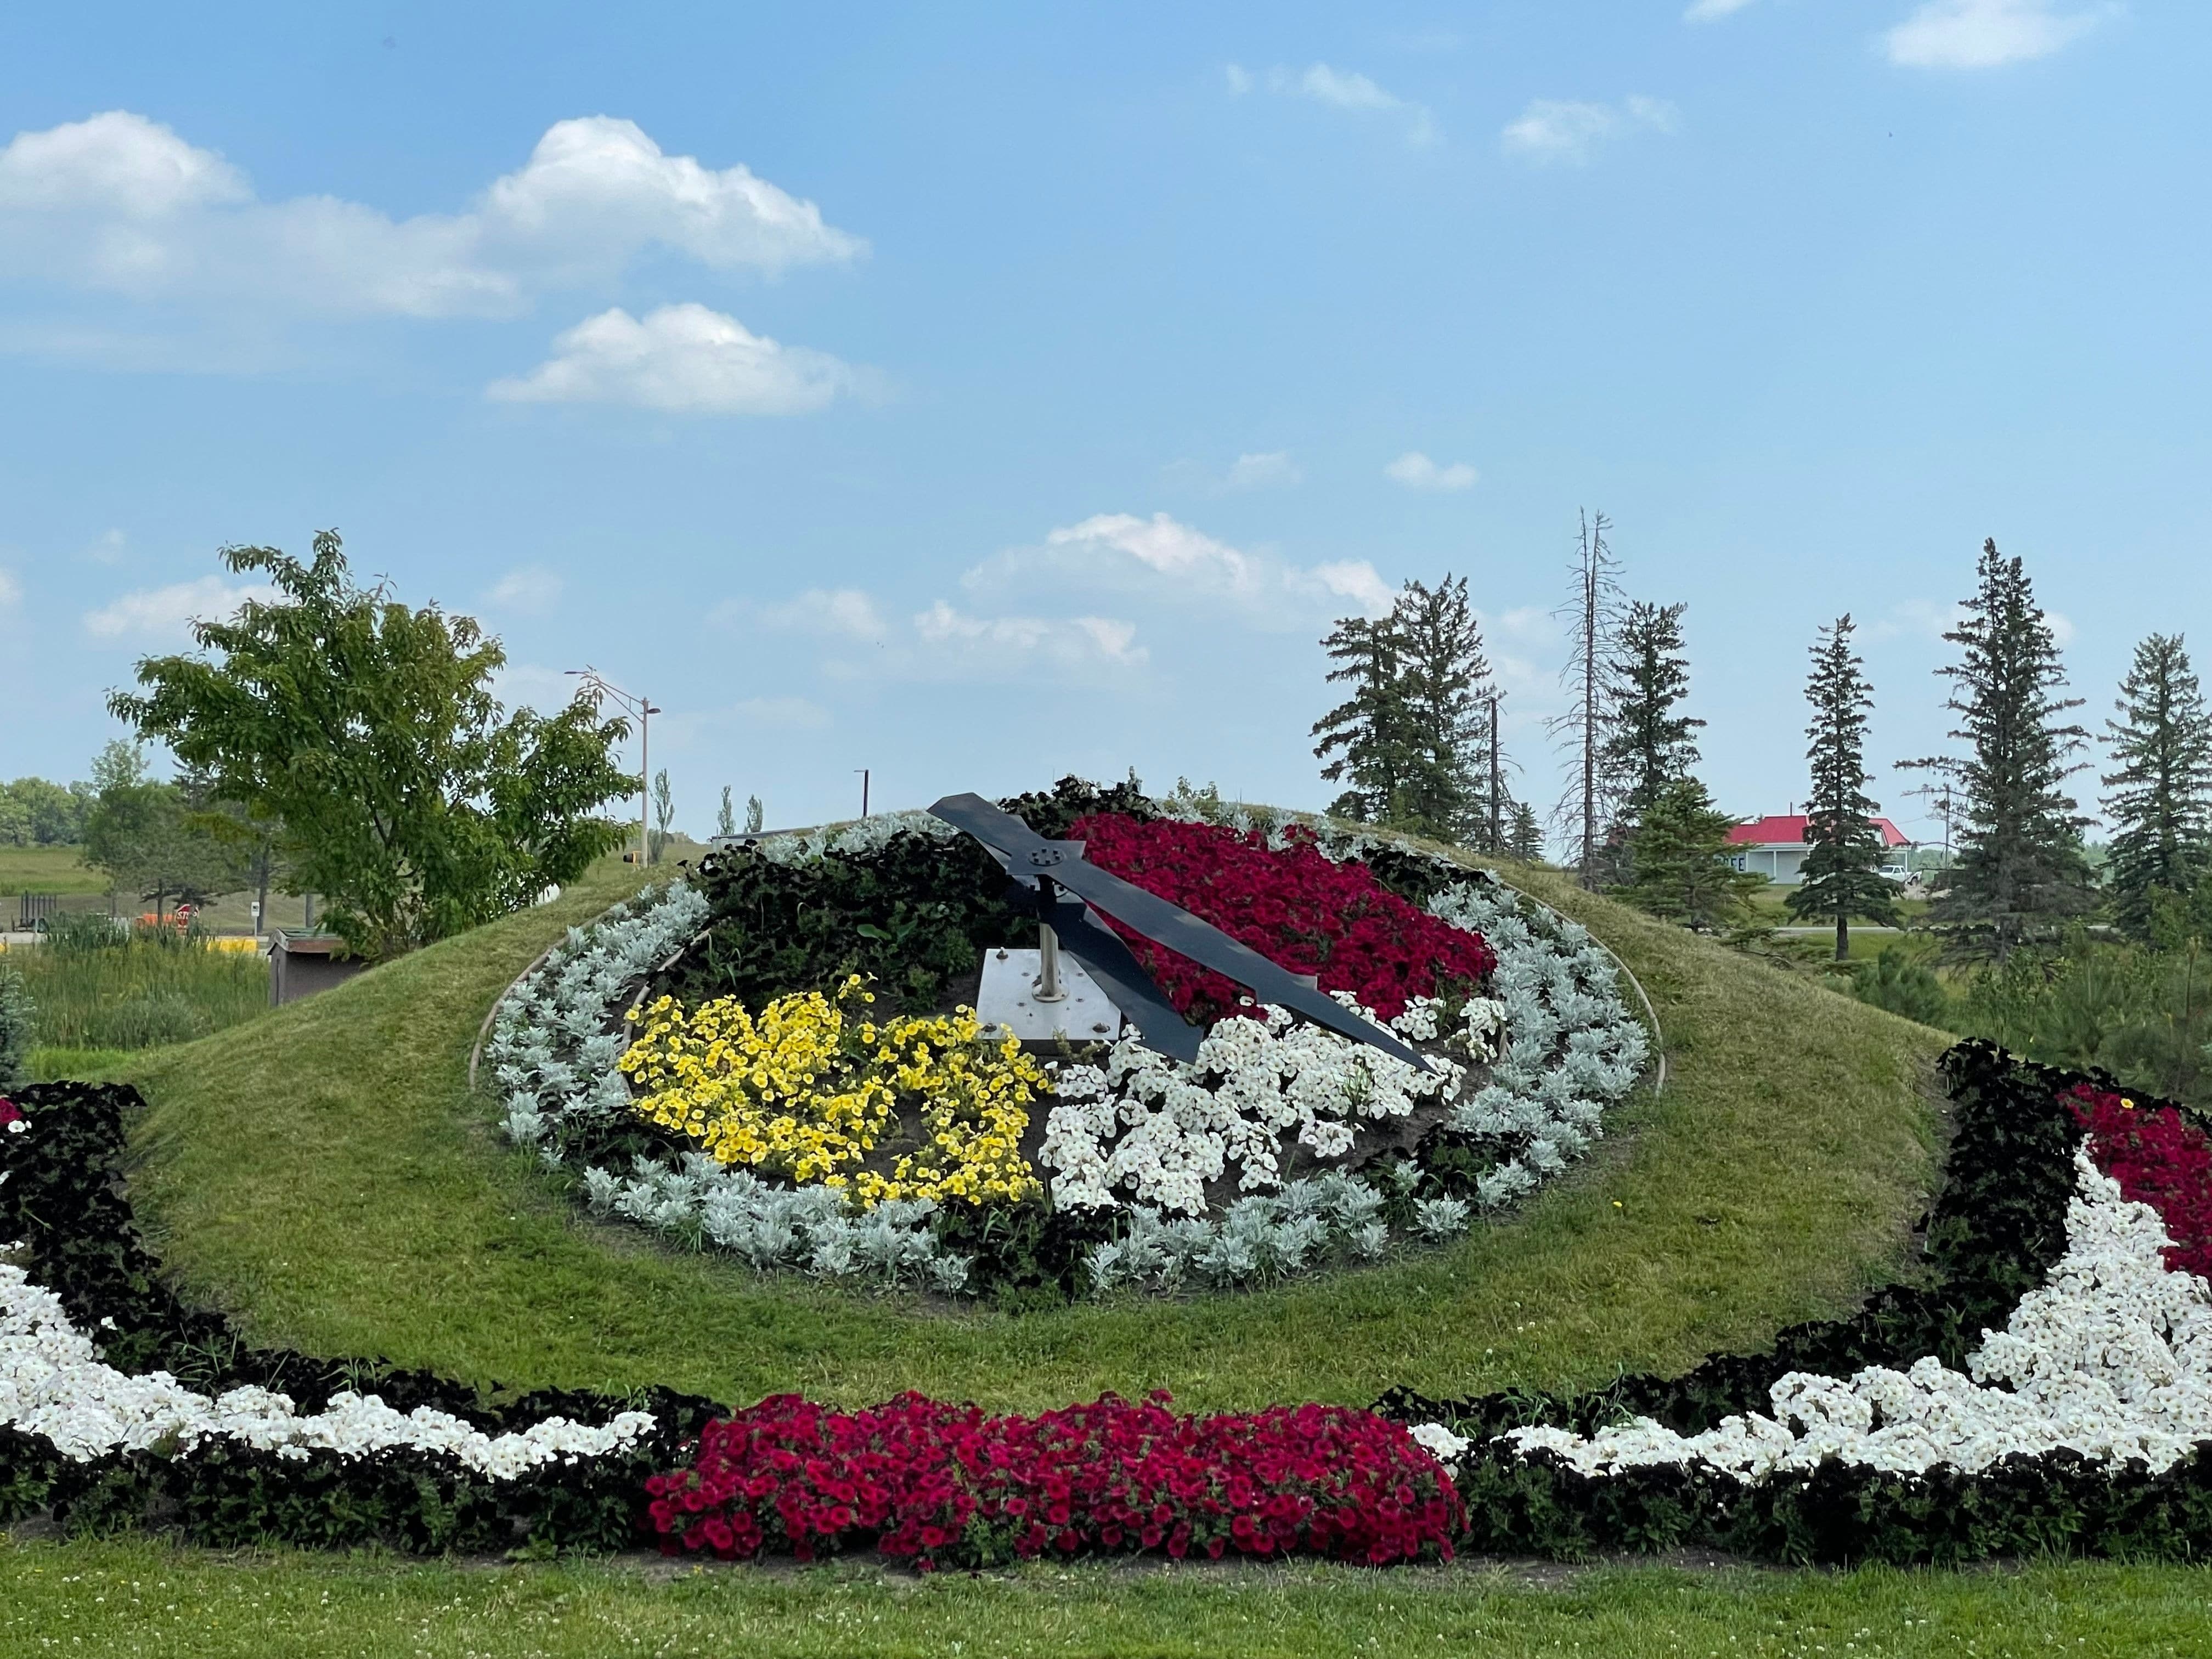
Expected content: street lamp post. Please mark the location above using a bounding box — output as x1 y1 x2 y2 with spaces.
567 667 661 866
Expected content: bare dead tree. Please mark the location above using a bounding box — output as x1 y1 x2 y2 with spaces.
1547 509 1623 887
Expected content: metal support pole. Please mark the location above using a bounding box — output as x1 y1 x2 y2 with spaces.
1033 876 1065 1001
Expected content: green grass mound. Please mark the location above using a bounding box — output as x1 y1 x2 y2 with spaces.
111 844 1946 1415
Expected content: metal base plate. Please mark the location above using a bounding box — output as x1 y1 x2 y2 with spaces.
976 947 1124 1047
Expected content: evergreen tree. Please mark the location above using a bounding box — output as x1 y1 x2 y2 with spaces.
1547 510 1624 888
1393 574 1492 842
1602 600 1703 827
1312 612 1415 824
1618 775 1765 932
1505 799 1547 864
1786 614 1899 958
2102 633 2212 940
1901 539 2095 962
716 785 737 838
744 794 765 834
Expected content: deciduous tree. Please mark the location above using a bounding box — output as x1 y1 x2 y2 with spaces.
109 530 635 960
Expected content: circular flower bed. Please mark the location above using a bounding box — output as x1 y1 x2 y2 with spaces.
484 779 1650 1301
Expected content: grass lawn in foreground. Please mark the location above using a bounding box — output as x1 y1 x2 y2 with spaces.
111 840 1949 1414
4 1539 2209 1659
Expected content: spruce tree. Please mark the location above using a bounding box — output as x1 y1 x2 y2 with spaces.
1505 799 1547 864
1786 614 1899 958
2102 633 2212 939
1393 574 1492 842
1547 510 1623 888
1901 539 2094 962
1312 611 1414 823
1602 600 1703 827
1619 775 1765 932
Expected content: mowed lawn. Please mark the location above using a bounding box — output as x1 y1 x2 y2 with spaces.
6 1539 2212 1659
109 839 1949 1414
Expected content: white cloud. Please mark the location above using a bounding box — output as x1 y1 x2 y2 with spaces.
1223 450 1302 490
1246 63 1438 146
82 573 274 640
1500 96 1680 165
729 695 833 730
491 662 585 715
744 586 890 640
1685 0 1762 18
911 602 1146 676
0 111 862 322
483 564 565 616
82 528 127 564
1883 0 2108 68
1225 63 1254 95
970 510 1393 626
1384 451 1479 490
0 568 19 609
487 304 858 415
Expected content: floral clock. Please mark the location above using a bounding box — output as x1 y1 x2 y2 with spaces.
486 778 1650 1301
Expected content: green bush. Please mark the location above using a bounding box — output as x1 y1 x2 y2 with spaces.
0 964 31 1090
1853 945 1955 1030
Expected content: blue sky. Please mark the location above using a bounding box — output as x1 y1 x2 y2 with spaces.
1 0 2203 844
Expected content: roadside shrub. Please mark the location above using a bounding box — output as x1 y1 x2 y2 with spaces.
1853 944 1954 1029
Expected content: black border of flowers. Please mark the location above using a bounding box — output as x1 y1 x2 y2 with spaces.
12 1037 2212 1563
0 1081 718 1551
1374 1039 2212 1564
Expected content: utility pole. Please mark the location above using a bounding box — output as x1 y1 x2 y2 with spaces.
566 667 659 865
1487 693 1503 852
855 769 871 819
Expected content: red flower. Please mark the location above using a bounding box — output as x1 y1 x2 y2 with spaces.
2066 1082 2212 1280
1065 814 1494 1024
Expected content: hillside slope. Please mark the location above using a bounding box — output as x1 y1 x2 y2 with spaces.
115 842 1948 1414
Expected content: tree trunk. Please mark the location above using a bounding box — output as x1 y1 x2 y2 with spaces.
1835 911 1848 962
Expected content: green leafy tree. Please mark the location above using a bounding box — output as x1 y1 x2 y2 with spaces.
1619 775 1765 932
2102 633 2212 940
1902 539 2095 962
744 794 765 835
651 768 676 862
81 780 242 921
1602 600 1703 828
716 786 737 838
0 777 92 845
1312 612 1415 824
109 530 635 961
1786 614 1900 959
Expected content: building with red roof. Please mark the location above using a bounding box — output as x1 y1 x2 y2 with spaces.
1724 814 1914 885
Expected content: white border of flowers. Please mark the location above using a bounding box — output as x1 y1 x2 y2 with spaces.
1414 1146 2212 1485
484 816 1652 1296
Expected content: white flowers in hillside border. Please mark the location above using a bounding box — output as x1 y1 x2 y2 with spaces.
1482 1149 2212 1484
1426 880 1647 1214
1045 996 1468 1215
0 1253 654 1475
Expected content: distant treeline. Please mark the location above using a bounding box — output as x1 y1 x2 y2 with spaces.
0 777 94 847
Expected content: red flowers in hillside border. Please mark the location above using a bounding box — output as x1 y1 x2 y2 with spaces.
644 1391 1462 1570
0 1099 22 1135
1066 813 1495 1023
2066 1082 2212 1281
